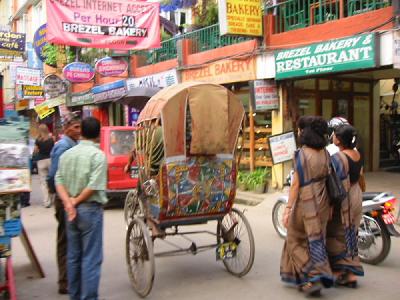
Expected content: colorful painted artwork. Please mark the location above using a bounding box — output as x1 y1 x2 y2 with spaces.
161 156 235 218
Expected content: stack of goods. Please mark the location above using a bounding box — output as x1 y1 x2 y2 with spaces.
0 117 30 256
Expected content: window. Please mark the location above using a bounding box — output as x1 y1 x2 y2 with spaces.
109 130 135 156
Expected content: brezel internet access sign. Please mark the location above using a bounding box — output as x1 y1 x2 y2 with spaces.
46 0 160 50
274 33 378 80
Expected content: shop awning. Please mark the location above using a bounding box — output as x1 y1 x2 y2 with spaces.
114 87 161 110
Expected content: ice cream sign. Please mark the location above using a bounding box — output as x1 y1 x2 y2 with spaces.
95 57 128 76
63 62 95 83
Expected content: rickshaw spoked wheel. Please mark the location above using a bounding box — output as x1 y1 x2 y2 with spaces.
216 208 255 277
126 218 155 298
124 189 144 227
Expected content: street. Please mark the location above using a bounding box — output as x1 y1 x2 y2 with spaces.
12 173 400 300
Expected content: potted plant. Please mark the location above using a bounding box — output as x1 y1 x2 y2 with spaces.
247 168 270 194
237 171 249 191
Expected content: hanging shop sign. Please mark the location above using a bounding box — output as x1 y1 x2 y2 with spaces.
0 30 26 58
92 80 127 103
34 98 45 106
181 57 256 84
43 74 67 99
15 100 29 111
63 62 95 83
33 24 47 62
275 33 378 80
95 57 128 76
67 91 94 107
218 0 263 37
22 85 44 99
46 0 161 50
268 131 297 164
34 101 56 119
16 67 42 86
126 69 178 89
9 62 27 82
250 80 279 111
47 94 67 108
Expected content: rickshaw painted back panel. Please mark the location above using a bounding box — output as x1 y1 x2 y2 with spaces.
149 156 236 222
100 127 138 190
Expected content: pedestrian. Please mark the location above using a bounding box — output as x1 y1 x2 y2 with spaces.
326 124 364 288
280 116 334 297
55 117 108 300
48 112 81 295
34 124 55 208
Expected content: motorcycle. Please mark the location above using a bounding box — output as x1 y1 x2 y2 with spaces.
272 176 400 265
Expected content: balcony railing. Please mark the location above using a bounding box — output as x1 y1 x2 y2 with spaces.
133 23 254 65
265 0 392 34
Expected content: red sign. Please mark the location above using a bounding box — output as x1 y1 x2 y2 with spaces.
46 0 160 50
95 57 128 76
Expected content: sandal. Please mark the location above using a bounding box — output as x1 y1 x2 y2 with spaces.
335 273 358 288
299 281 322 297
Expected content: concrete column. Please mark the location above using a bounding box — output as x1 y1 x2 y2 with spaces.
372 80 380 171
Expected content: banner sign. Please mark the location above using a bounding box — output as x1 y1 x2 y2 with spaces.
34 98 45 106
268 131 297 164
275 33 377 80
181 57 256 84
46 0 161 50
67 91 94 107
33 24 47 62
43 74 67 98
92 80 127 103
250 80 279 111
16 67 42 86
22 85 44 99
34 101 56 119
63 62 95 83
126 69 178 89
0 30 26 57
95 57 128 76
47 94 67 108
218 0 263 37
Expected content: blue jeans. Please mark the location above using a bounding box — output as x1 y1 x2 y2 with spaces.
66 203 103 300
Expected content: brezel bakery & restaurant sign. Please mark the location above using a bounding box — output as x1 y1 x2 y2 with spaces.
274 33 378 80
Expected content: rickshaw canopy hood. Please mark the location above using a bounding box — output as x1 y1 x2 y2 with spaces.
137 82 245 158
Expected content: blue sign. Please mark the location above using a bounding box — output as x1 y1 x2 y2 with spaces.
92 80 127 103
33 24 47 62
27 42 43 69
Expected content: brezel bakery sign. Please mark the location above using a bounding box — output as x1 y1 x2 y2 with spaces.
274 33 377 80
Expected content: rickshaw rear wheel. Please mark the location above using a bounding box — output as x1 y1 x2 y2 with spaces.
217 208 255 277
126 218 155 298
124 189 144 227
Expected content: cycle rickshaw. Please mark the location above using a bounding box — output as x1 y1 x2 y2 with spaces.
124 82 255 297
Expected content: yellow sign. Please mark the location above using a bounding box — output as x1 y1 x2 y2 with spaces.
34 102 55 119
218 0 263 37
182 57 256 84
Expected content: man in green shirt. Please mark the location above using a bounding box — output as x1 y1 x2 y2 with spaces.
55 117 107 300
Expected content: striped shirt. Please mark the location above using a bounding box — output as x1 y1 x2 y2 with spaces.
55 140 108 204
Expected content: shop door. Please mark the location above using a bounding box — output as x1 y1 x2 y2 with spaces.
320 93 352 123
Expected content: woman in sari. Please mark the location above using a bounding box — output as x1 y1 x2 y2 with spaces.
281 116 334 296
327 125 364 287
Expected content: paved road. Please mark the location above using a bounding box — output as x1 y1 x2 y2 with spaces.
12 174 400 300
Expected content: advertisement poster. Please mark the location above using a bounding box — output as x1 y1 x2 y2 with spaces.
46 0 161 50
22 85 44 99
0 30 26 58
268 131 297 164
250 79 279 111
16 67 42 86
218 0 263 36
34 101 56 119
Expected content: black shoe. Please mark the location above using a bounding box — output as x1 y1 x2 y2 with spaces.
58 288 68 294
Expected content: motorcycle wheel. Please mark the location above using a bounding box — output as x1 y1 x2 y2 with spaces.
272 199 287 239
358 215 391 265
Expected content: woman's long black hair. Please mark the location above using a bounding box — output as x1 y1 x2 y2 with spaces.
297 116 328 150
334 124 358 149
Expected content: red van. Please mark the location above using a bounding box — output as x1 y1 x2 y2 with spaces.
100 126 139 204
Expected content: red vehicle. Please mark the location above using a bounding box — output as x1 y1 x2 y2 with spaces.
100 126 138 203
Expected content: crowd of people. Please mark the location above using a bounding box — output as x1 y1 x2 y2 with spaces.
30 112 364 300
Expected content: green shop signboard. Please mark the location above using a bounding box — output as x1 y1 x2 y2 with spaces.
274 33 378 80
67 91 94 107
